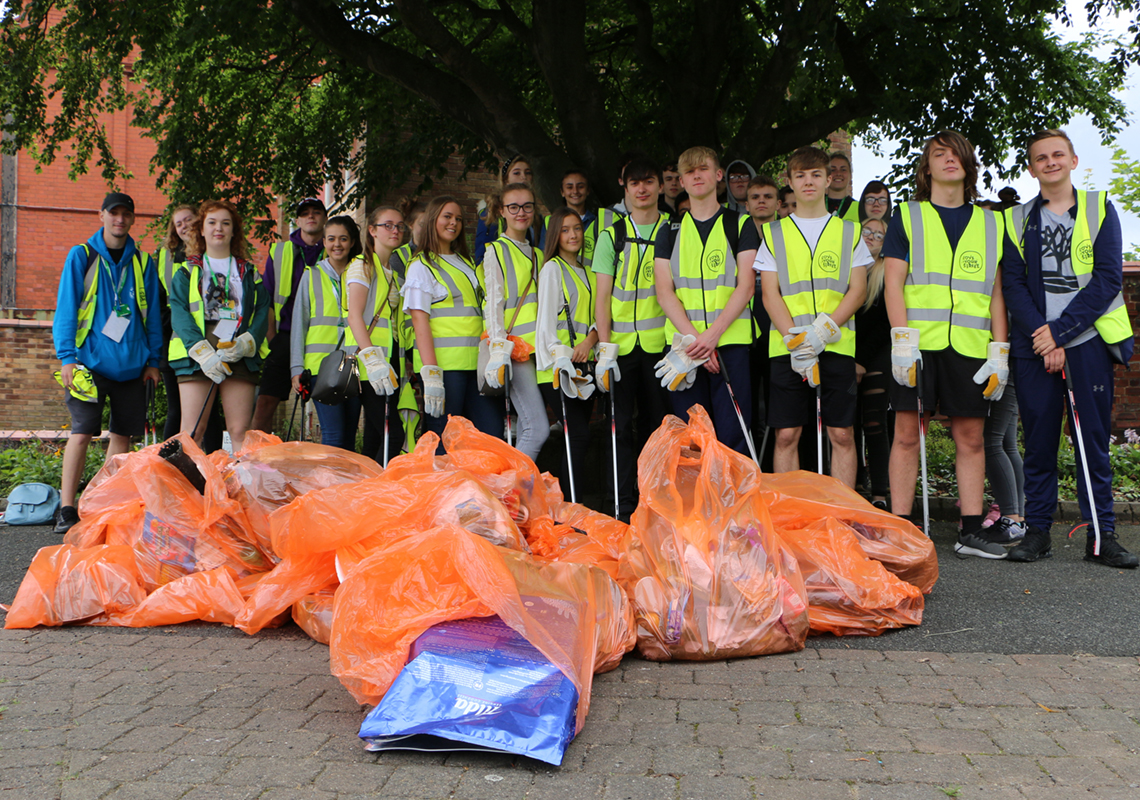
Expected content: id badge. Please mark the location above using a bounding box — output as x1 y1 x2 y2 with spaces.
213 318 239 342
116 303 131 318
101 312 130 343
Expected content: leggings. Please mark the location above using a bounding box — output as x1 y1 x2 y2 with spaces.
507 357 550 462
859 354 891 498
985 379 1025 517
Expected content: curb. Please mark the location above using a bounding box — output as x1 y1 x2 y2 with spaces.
918 495 1136 523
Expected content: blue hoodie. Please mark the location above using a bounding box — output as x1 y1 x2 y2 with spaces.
53 229 163 382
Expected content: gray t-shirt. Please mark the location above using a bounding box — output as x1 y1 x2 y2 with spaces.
1040 205 1096 348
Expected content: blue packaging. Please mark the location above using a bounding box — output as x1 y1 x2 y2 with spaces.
358 616 578 765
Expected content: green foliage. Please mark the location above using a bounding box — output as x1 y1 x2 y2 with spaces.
0 440 105 496
1109 146 1140 260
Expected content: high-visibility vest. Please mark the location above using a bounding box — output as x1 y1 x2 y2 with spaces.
302 263 348 375
584 208 623 269
482 237 539 346
1006 190 1132 345
156 248 181 294
75 246 149 349
763 216 859 358
536 256 596 385
344 254 397 378
268 241 298 323
388 245 416 353
411 252 484 372
607 217 667 355
900 201 1002 358
832 197 860 224
665 211 752 346
168 259 269 362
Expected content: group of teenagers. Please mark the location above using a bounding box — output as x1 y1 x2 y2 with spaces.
50 128 1138 571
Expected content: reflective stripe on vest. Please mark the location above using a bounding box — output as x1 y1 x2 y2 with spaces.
156 249 180 294
610 217 667 355
343 255 395 377
666 212 752 346
413 253 483 372
485 238 539 344
584 208 623 269
270 241 296 321
536 256 596 385
763 216 857 358
901 201 1001 358
302 264 347 375
1006 190 1132 345
75 249 149 349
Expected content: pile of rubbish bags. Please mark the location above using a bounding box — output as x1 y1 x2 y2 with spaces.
3 407 937 762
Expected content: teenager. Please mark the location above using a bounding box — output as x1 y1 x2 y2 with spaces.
481 183 550 461
745 175 780 233
757 146 870 487
475 155 544 263
252 197 326 433
593 156 671 520
662 163 682 213
545 170 598 258
826 152 860 223
723 159 757 215
537 207 598 498
654 146 759 455
52 192 162 534
170 200 268 453
156 204 206 442
745 174 780 466
404 197 502 445
883 131 1010 558
855 217 892 508
778 186 796 218
346 207 405 464
290 216 363 451
390 200 426 281
858 180 893 222
1002 129 1136 567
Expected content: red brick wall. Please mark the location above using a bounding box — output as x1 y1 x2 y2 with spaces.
0 320 65 430
1110 265 1140 434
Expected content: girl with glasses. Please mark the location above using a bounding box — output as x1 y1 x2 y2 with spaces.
858 180 893 222
855 217 892 509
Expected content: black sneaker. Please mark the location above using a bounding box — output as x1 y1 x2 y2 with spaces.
871 499 888 512
1007 525 1051 562
1085 535 1139 569
53 505 79 535
954 528 1008 559
990 516 1027 546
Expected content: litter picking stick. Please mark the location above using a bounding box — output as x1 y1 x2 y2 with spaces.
382 390 391 469
504 367 513 448
191 382 216 444
610 386 620 520
1063 367 1102 555
716 348 760 467
915 359 930 538
559 391 577 503
815 383 824 475
145 379 156 446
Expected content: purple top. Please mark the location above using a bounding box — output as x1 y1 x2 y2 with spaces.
263 228 324 331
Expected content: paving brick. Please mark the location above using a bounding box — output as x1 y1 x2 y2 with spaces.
616 699 678 725
990 729 1068 756
103 781 195 799
162 729 247 757
602 774 678 800
677 775 752 800
453 769 534 800
696 722 761 748
969 755 1051 786
79 752 174 782
630 722 695 747
878 752 976 784
789 749 885 781
720 747 792 778
581 744 653 774
677 700 738 723
214 756 324 787
313 762 393 793
796 701 878 728
59 778 120 800
843 726 914 753
575 721 635 746
227 730 330 757
379 764 464 797
1037 756 1125 786
734 701 799 726
908 728 997 754
751 777 855 799
526 772 605 800
103 726 189 753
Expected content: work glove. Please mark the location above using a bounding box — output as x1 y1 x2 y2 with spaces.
359 346 397 396
420 365 445 417
595 342 620 392
784 334 820 387
654 333 708 392
972 341 1010 401
218 332 256 363
572 371 596 401
786 312 842 357
890 327 922 388
550 345 579 400
188 340 231 384
483 337 513 390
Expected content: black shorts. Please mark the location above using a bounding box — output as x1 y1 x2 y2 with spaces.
258 333 293 401
64 371 146 437
888 347 989 418
768 352 858 429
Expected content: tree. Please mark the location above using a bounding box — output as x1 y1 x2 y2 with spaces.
1109 146 1140 261
1 0 1133 233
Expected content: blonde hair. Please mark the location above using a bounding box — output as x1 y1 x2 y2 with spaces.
678 146 719 174
163 204 197 254
862 219 888 311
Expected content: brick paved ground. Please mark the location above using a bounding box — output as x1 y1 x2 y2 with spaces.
2 625 1138 800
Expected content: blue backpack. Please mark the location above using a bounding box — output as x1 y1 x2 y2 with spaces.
4 483 61 526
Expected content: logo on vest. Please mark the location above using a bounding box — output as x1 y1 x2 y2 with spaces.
641 259 655 282
706 250 724 276
818 252 839 274
959 251 983 274
1075 239 1094 265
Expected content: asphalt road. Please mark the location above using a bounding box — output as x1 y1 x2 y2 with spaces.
2 520 1138 656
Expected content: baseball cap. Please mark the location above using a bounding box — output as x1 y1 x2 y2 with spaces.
296 197 327 216
101 192 135 213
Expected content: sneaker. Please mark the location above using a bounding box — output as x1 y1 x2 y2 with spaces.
1085 535 1139 569
53 505 80 535
954 528 1008 559
871 499 888 512
1007 525 1051 562
990 516 1027 545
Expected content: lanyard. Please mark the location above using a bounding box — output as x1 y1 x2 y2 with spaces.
100 254 131 304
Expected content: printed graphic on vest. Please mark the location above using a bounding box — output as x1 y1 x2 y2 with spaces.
818 251 839 274
706 249 725 276
959 251 983 274
1075 238 1094 266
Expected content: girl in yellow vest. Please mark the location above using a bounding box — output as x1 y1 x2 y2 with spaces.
481 183 549 460
169 200 269 452
404 196 502 446
537 207 598 497
156 204 205 443
289 215 363 450
346 206 404 464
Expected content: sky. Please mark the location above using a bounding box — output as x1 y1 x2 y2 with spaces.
852 2 1139 248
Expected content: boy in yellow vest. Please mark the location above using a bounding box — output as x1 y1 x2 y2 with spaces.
653 146 759 455
884 131 1010 558
826 153 860 224
1001 129 1137 567
758 147 870 487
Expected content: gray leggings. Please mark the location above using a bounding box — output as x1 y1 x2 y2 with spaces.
984 380 1025 517
508 357 550 462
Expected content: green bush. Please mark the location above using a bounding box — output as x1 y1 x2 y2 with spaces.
0 440 106 497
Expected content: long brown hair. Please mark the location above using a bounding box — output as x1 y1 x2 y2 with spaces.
543 206 583 265
419 196 470 260
162 204 197 254
486 155 532 230
187 200 251 262
360 205 403 282
914 131 979 203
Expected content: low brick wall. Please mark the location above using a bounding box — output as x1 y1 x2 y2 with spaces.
0 317 68 432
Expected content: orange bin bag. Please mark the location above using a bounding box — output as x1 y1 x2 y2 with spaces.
233 550 338 634
441 416 551 522
293 586 337 644
101 567 247 627
552 502 629 561
775 518 925 637
759 471 938 594
380 432 443 481
65 500 146 550
5 545 146 628
619 408 810 661
330 525 628 733
412 471 527 551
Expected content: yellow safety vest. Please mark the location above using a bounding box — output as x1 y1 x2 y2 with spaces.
411 252 484 372
302 263 348 375
537 256 596 385
584 208 623 270
1005 190 1132 345
832 197 860 225
156 248 181 294
344 254 397 378
608 216 667 355
168 260 269 362
666 212 752 346
900 201 1002 359
762 216 859 358
75 246 149 349
482 237 539 347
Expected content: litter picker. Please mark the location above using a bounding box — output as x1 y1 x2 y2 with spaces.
286 370 311 443
558 287 582 503
191 383 216 444
716 348 760 467
504 366 512 448
144 378 156 446
915 359 930 538
1063 367 1102 555
610 386 620 519
815 383 824 475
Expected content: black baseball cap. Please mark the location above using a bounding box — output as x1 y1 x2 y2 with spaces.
101 192 135 212
296 197 326 216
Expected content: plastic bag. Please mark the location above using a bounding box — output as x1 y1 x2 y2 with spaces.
103 568 247 627
619 408 809 661
759 471 939 594
293 586 337 644
775 518 925 636
4 545 146 628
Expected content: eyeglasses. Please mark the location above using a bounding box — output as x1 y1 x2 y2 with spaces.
865 197 889 207
504 202 536 215
728 174 750 182
861 230 885 242
371 222 407 233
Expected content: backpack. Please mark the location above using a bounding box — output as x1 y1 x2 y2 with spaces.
4 483 61 526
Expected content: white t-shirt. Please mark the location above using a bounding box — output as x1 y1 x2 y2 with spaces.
201 255 242 321
401 253 479 315
752 214 874 273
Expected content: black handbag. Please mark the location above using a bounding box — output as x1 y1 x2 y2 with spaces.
311 330 360 405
